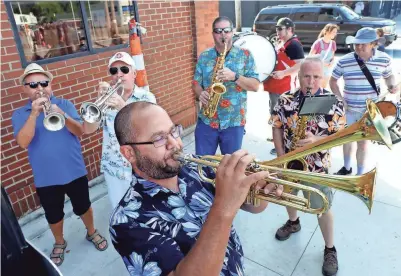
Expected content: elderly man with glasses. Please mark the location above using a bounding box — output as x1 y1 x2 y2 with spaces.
110 101 281 276
192 16 260 157
83 52 156 208
11 63 108 267
265 17 305 156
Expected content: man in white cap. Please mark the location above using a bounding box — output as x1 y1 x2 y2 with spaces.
83 52 156 209
330 27 399 176
12 63 108 267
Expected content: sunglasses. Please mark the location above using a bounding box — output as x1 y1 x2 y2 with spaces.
109 66 130 75
275 26 286 31
213 27 233 34
24 80 49 89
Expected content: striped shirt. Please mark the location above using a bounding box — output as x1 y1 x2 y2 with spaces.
332 50 393 111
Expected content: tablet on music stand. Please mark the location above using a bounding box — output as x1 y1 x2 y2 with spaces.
299 94 338 116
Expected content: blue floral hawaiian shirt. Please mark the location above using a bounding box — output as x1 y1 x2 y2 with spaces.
193 46 259 130
100 86 156 180
109 160 245 276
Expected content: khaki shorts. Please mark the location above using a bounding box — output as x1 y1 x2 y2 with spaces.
290 181 333 214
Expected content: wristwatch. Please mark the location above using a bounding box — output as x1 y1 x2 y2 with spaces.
234 72 240 82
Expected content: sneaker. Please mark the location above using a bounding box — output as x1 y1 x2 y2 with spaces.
322 247 338 276
270 148 277 155
275 219 301 241
335 166 352 175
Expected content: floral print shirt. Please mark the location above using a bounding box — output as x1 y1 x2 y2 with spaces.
100 87 156 180
109 160 245 276
269 89 346 172
193 46 259 130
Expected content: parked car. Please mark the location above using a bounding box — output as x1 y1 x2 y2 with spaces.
253 3 398 49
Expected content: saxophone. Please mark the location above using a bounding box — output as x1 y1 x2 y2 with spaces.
203 39 228 118
286 87 312 171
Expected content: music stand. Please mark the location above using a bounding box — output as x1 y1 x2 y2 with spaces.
298 94 338 116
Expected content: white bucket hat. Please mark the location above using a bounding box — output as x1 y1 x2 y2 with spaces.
345 27 386 45
19 63 53 85
108 52 136 69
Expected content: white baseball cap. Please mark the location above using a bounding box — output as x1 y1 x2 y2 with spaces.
19 63 53 85
108 52 136 69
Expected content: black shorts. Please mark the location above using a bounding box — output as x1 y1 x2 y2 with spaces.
36 175 91 224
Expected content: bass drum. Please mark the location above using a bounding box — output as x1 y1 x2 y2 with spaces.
233 32 277 82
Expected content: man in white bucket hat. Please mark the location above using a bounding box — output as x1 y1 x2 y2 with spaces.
330 27 399 177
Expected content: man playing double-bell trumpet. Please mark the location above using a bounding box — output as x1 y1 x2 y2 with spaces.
12 63 108 266
270 56 346 276
83 52 156 209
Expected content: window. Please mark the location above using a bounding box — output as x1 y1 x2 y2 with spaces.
292 8 319 22
318 8 343 22
6 1 138 67
257 8 291 22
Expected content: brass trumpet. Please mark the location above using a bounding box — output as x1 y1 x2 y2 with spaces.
175 99 392 215
80 79 123 124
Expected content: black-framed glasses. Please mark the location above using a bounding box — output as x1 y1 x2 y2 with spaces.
109 66 130 75
24 81 50 89
213 27 233 34
123 124 183 148
275 26 286 31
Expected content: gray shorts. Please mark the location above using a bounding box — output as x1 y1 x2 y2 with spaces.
290 181 333 214
269 93 281 114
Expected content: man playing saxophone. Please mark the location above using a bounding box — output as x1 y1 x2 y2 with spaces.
83 52 156 208
269 57 346 276
192 16 260 156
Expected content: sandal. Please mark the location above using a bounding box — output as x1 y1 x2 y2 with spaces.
50 240 67 266
86 229 108 251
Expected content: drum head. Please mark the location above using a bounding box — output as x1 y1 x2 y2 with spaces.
233 32 277 82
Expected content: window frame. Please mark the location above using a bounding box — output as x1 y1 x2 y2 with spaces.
4 0 140 68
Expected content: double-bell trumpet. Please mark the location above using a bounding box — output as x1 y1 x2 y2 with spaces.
175 99 392 215
80 79 124 124
38 91 65 131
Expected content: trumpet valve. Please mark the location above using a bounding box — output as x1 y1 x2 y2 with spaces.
246 186 260 207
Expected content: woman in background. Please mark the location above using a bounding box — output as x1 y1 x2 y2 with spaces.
309 24 339 88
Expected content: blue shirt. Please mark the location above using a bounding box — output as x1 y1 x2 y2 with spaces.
193 46 259 130
109 159 245 276
11 96 87 188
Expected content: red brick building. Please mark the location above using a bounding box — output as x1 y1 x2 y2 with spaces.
1 0 219 218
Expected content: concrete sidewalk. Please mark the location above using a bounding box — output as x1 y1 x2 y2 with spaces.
21 92 401 276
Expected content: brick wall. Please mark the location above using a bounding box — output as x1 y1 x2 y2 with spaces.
0 0 219 218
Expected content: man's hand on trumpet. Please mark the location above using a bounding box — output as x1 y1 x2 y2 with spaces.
106 93 126 111
31 97 48 117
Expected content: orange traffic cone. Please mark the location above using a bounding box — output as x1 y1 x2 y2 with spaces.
129 18 149 90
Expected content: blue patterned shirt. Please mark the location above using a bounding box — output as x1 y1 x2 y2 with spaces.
193 46 259 130
109 160 245 276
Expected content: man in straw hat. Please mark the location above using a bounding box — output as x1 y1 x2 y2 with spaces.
330 27 399 176
11 63 108 266
83 52 156 209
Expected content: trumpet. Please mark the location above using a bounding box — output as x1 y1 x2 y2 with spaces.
80 79 124 124
175 99 392 215
38 91 65 131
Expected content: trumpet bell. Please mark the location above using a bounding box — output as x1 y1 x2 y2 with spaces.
366 99 392 149
43 113 65 132
80 102 102 124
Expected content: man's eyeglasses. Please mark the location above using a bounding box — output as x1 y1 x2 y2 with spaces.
109 66 130 75
123 124 183 148
24 81 49 89
275 26 286 31
213 27 233 34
